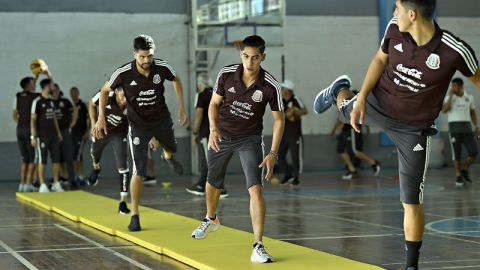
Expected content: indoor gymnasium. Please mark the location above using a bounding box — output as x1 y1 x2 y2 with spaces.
2 0 480 269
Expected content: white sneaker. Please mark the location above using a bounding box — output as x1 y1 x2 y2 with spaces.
251 241 274 263
24 184 37 192
18 184 25 192
39 183 50 193
51 182 64 192
191 216 220 239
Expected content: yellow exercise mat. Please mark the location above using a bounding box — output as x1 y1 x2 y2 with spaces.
16 191 384 270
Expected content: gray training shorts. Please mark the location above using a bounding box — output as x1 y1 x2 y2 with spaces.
207 135 264 190
339 93 436 204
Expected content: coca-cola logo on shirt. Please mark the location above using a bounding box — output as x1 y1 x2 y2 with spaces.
396 64 423 80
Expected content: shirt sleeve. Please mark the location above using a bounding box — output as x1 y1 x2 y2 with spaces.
213 69 227 97
91 91 101 106
107 68 124 90
156 60 176 81
380 17 398 54
12 96 17 110
31 97 40 115
470 95 476 110
194 92 201 108
450 37 479 77
268 82 283 112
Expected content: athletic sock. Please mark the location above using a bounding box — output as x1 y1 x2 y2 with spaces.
405 240 422 269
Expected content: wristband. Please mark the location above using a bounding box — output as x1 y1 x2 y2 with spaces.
268 151 278 160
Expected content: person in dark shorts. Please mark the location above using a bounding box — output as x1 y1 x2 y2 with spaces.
31 78 65 193
70 86 89 184
314 1 480 269
92 35 188 231
52 84 78 189
442 77 478 186
331 119 380 180
186 72 228 198
191 35 284 263
13 74 41 192
277 79 307 186
88 88 132 214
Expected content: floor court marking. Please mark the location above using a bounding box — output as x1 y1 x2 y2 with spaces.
383 258 480 266
0 245 136 254
0 240 39 270
426 266 480 269
279 233 404 241
54 224 153 270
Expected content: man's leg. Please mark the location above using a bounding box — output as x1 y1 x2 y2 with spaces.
127 126 151 231
389 129 430 270
449 133 464 186
50 137 64 192
289 137 302 185
155 121 183 175
277 139 292 184
461 133 477 183
248 184 265 243
206 182 221 218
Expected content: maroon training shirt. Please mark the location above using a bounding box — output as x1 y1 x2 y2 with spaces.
375 17 478 127
214 64 283 138
108 59 176 129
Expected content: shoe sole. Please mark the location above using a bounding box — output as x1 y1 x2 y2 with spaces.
191 225 220 239
281 178 295 186
219 194 229 198
119 210 130 215
143 180 157 186
314 75 352 114
87 179 99 186
186 188 205 196
251 258 274 263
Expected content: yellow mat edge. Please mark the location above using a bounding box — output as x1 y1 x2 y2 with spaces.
52 207 80 222
18 191 384 270
115 230 162 254
78 217 116 235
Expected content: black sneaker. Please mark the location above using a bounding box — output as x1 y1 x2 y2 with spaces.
371 161 381 176
342 170 357 180
461 169 472 183
128 215 141 231
143 176 157 186
69 180 79 190
405 267 417 270
220 189 229 198
290 179 300 186
186 184 205 196
88 169 100 186
280 176 294 186
118 201 130 215
163 155 183 175
455 176 465 187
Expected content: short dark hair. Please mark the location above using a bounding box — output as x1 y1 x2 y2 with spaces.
451 77 464 86
400 0 436 20
241 35 266 53
20 77 34 89
70 86 79 92
54 83 60 89
40 79 52 90
133 35 156 51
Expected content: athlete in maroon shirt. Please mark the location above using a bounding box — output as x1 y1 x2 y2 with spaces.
314 1 480 269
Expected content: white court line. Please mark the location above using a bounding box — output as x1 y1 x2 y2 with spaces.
426 266 480 269
279 233 403 241
0 245 135 254
54 224 153 270
383 258 480 266
0 240 39 270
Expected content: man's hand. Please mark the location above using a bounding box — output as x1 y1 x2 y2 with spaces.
258 152 277 181
178 109 188 127
192 133 199 145
92 117 107 139
31 138 37 147
350 98 366 133
58 133 63 143
208 129 222 152
149 137 160 151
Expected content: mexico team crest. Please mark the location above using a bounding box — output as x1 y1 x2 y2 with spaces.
252 90 263 102
426 53 440 70
153 74 161 84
